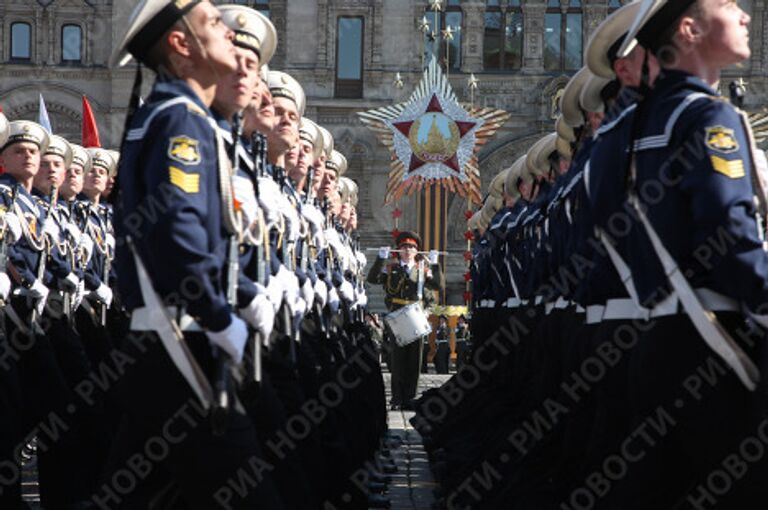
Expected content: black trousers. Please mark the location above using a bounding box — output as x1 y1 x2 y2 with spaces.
391 339 422 405
614 313 768 510
0 310 24 509
434 342 450 374
100 330 285 510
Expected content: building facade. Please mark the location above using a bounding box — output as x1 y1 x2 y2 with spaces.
2 0 766 308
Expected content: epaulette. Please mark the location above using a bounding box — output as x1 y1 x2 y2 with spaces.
186 102 206 117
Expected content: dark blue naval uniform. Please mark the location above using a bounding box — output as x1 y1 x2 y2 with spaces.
107 77 285 510
590 70 768 510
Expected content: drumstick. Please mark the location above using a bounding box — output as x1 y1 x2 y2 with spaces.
365 248 455 255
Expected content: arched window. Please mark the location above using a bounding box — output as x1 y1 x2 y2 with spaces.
62 24 82 63
423 1 462 71
483 0 523 71
544 0 582 71
10 22 31 61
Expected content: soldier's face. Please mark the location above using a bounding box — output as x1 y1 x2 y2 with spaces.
61 164 84 200
320 168 337 198
84 165 107 196
37 155 66 194
311 155 326 194
271 97 300 151
0 142 40 181
243 80 274 136
349 208 358 230
340 203 352 223
215 47 260 116
693 0 751 67
296 141 313 177
185 2 237 75
399 244 417 263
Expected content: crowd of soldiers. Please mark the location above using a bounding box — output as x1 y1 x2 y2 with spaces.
0 1 396 509
413 1 768 509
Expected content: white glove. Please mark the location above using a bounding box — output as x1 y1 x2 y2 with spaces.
239 286 275 339
61 272 79 292
92 283 113 308
3 212 23 243
42 219 60 240
66 223 82 242
356 289 368 309
232 175 259 227
278 195 300 242
73 280 85 310
207 315 248 363
0 273 11 301
300 278 315 309
328 286 340 314
257 178 283 229
292 296 307 323
313 279 328 309
265 274 284 314
28 279 50 316
106 233 116 251
356 251 368 268
339 280 355 303
428 249 439 265
280 270 301 313
79 234 94 264
378 246 390 259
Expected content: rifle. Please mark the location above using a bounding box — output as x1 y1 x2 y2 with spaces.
30 185 56 326
100 207 112 327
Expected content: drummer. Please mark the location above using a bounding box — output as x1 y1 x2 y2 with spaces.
368 231 443 410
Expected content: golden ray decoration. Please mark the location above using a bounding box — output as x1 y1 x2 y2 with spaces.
358 59 509 205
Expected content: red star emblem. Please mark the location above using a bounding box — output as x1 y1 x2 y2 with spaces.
393 94 476 174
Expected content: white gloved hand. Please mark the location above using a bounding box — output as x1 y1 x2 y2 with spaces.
257 178 283 229
28 279 49 315
356 289 368 309
339 280 355 303
42 220 60 240
73 280 85 310
232 175 259 227
292 296 307 323
239 286 275 339
79 234 94 264
356 251 368 268
314 279 328 309
0 273 11 301
92 283 113 308
378 246 390 259
278 195 300 242
280 270 301 313
265 274 284 314
106 233 116 252
66 223 82 243
428 249 440 265
3 212 23 243
327 286 340 314
61 272 79 292
301 278 315 309
207 315 248 363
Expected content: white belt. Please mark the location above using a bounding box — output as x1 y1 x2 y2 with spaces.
545 302 555 315
555 297 569 309
586 305 605 325
436 340 449 344
575 305 585 313
503 297 522 308
130 306 202 332
534 296 543 306
603 298 643 321
479 299 496 308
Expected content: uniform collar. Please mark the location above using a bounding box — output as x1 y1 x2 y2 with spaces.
652 69 718 97
152 77 214 118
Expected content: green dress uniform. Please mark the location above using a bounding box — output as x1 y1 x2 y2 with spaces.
367 231 442 409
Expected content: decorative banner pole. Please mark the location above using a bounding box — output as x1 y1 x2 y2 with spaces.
465 73 479 307
442 26 454 79
359 58 509 304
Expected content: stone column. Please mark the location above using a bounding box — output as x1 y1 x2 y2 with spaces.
460 1 485 73
752 0 765 73
522 1 545 72
584 0 608 47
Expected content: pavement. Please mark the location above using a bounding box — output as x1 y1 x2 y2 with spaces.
382 373 450 510
22 370 453 509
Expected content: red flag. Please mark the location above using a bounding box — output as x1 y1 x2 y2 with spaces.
82 96 101 148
